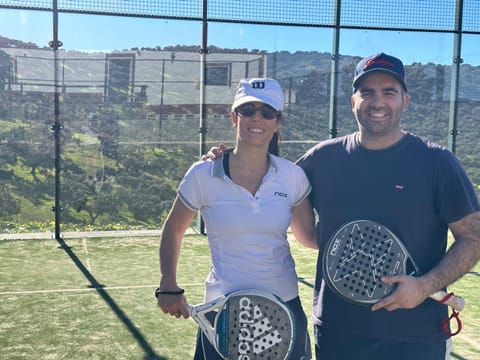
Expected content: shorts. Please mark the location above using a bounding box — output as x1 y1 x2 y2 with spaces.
193 296 311 359
314 325 451 360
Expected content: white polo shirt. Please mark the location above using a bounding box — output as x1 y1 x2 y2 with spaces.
178 154 311 302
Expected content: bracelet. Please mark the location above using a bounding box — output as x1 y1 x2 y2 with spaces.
155 287 185 298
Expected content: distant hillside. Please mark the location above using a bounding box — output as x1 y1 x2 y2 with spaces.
0 37 478 231
0 35 41 49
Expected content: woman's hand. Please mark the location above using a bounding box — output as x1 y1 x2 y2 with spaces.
157 290 190 319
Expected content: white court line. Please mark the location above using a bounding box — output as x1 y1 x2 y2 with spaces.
0 283 205 296
0 279 315 296
0 228 200 241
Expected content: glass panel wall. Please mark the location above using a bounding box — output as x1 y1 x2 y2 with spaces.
0 9 55 233
456 34 480 193
0 1 479 234
56 14 203 231
206 22 334 162
338 29 455 147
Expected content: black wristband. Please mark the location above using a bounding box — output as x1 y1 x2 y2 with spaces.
155 287 185 298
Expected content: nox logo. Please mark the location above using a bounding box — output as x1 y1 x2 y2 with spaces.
274 191 288 198
236 296 283 359
251 81 265 89
329 238 341 256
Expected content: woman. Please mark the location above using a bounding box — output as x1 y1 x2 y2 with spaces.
157 78 317 359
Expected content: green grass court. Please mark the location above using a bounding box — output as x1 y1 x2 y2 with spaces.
0 233 478 359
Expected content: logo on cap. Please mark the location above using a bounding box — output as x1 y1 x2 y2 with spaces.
251 81 265 89
364 57 395 70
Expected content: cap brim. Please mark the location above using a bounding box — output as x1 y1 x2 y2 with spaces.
232 95 282 112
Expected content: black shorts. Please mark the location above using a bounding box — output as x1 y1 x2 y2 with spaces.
193 296 311 359
314 325 450 360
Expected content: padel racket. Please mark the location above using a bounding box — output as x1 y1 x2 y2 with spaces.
322 219 465 311
187 289 295 360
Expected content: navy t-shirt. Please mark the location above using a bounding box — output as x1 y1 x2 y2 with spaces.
297 132 479 342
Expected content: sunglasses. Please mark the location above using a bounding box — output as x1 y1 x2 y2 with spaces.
236 103 279 120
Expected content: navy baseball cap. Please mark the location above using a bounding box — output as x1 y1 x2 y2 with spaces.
353 53 407 92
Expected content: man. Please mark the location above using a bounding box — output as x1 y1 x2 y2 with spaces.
296 53 480 359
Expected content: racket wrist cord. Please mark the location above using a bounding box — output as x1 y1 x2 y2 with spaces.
439 292 462 337
155 287 185 298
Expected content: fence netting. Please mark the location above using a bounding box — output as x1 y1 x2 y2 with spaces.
0 0 478 32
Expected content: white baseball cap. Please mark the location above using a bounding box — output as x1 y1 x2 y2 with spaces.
231 78 284 112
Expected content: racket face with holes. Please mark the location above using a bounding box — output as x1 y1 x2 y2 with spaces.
322 220 419 305
214 290 295 360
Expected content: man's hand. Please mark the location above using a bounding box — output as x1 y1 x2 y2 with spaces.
371 275 428 311
201 143 227 161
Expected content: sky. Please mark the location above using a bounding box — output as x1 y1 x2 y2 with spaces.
1 7 479 66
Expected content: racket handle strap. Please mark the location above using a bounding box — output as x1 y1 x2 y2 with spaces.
438 292 453 304
442 309 462 337
430 291 465 311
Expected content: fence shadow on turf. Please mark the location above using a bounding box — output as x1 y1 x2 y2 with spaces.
56 236 168 360
298 277 314 289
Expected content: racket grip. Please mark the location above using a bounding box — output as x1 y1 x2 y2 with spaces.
429 291 465 311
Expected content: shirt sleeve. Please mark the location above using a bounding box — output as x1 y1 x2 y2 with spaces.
291 164 312 206
177 161 203 211
435 149 480 223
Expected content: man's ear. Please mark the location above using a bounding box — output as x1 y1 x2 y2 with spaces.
402 93 410 112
